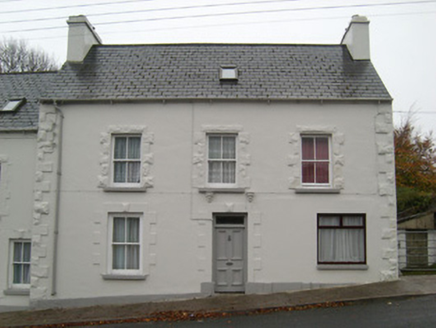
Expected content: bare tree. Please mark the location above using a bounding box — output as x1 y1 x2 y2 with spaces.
0 38 58 73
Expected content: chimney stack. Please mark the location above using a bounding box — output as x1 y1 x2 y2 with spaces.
66 15 102 62
341 15 370 60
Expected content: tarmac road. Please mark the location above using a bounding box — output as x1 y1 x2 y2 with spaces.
97 294 436 328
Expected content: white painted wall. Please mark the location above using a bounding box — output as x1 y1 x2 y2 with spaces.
0 133 36 308
30 101 397 305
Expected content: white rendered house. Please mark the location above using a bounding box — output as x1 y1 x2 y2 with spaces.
0 15 397 310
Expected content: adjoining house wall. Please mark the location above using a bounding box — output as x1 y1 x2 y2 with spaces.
0 133 37 309
30 101 397 308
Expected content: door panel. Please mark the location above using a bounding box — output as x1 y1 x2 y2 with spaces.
214 220 246 293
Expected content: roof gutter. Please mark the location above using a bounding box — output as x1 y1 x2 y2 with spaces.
40 97 393 105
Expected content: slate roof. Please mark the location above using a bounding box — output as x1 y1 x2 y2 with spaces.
0 72 56 131
52 44 391 102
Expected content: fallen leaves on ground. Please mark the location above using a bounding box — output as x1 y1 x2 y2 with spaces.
14 301 352 328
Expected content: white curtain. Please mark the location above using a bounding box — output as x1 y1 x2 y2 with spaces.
114 162 126 183
13 243 22 283
223 162 236 183
112 217 140 270
319 229 364 263
208 162 221 183
222 137 235 159
128 137 141 159
22 243 31 283
127 162 140 183
114 137 127 159
126 246 139 269
208 136 221 159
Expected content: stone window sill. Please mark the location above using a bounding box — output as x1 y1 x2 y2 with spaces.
3 288 30 296
199 187 247 194
295 188 341 194
317 264 368 270
103 186 147 193
101 274 148 280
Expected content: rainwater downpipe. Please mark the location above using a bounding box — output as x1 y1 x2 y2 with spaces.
51 101 64 296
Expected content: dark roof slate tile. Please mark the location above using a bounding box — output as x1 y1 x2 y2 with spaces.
0 72 56 131
52 44 391 101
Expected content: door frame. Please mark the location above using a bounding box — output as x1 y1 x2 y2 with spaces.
213 213 247 293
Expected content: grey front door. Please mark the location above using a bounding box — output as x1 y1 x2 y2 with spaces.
214 215 246 293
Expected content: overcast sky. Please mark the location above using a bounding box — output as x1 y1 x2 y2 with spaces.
1 0 435 135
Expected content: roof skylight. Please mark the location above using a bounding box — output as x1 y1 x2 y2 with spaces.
220 66 238 80
1 98 25 112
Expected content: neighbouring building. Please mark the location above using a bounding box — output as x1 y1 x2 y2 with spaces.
0 15 398 310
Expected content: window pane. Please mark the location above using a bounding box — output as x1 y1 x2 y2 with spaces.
13 243 22 262
302 138 314 160
127 218 139 242
302 162 315 183
208 161 222 183
13 264 22 284
128 137 141 159
222 137 236 159
319 216 340 226
209 136 221 159
319 229 364 262
127 162 140 183
319 229 336 262
347 229 365 262
316 137 329 160
343 216 363 226
315 162 329 183
113 217 125 242
114 162 126 183
112 245 125 269
114 137 127 159
126 245 139 269
23 264 31 284
23 243 31 262
223 162 236 183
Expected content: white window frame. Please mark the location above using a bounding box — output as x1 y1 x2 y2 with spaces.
111 134 142 187
301 135 332 187
207 134 238 188
107 214 143 276
9 240 31 289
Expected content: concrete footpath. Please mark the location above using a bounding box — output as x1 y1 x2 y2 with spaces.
1 275 436 327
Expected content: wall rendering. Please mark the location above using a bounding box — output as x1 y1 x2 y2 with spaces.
29 100 397 307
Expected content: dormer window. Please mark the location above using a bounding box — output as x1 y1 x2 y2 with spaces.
220 66 238 81
1 98 25 112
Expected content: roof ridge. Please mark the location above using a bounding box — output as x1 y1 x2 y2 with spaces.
93 43 344 48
